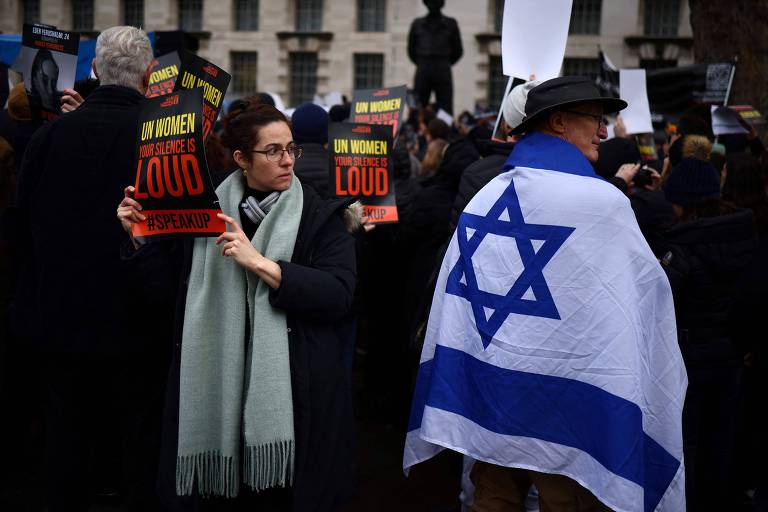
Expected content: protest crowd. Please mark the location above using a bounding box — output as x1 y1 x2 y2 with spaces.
0 4 767 512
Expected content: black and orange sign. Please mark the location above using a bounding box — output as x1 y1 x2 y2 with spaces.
329 122 398 224
173 50 231 142
351 85 407 141
132 88 224 238
145 51 180 98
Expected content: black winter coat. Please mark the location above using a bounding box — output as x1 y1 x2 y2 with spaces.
657 208 757 355
125 182 357 512
12 85 149 352
293 143 329 198
450 140 514 230
0 109 37 163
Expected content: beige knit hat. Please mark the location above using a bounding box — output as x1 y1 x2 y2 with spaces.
7 83 31 122
501 79 542 131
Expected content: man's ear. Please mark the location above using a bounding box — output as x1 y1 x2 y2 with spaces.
547 111 568 135
91 60 98 79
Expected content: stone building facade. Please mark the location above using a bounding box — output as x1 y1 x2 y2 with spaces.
0 0 694 114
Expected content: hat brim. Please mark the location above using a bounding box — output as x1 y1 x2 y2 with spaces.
510 97 628 135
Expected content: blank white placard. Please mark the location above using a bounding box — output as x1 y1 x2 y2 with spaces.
501 0 573 81
619 69 653 135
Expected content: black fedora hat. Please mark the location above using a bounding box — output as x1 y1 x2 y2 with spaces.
510 76 628 135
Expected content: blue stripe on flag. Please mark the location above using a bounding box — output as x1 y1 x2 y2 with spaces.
408 345 679 512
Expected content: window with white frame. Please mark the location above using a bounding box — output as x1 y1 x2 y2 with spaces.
296 0 323 32
644 0 680 36
290 52 318 106
357 0 385 32
178 0 203 31
72 0 94 31
354 53 384 90
231 51 258 95
235 0 259 31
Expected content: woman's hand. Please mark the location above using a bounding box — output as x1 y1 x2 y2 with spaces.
117 186 145 248
216 213 283 288
615 163 640 185
643 168 662 191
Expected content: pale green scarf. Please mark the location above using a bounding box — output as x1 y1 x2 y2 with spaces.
176 173 303 497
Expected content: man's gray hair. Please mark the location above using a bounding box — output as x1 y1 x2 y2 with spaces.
95 26 153 91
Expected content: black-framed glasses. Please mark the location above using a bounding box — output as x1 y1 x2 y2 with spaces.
252 144 303 162
562 110 607 128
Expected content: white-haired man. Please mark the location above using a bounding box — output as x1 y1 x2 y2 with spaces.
405 77 687 511
13 26 161 510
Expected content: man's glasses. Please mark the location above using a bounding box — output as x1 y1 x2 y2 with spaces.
252 144 303 162
562 110 607 128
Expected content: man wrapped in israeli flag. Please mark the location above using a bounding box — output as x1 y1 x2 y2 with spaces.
404 77 687 512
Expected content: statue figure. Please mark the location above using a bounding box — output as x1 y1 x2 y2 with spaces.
407 0 463 114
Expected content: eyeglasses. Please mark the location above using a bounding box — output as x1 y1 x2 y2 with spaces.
252 144 303 162
562 110 607 128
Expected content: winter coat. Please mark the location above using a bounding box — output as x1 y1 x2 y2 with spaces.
11 85 149 352
410 137 480 244
658 208 757 357
450 140 514 230
0 109 36 163
124 180 357 512
293 143 329 198
631 189 675 255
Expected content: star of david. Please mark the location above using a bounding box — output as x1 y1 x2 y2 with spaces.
446 179 575 349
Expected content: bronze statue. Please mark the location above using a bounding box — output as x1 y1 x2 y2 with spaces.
407 0 463 114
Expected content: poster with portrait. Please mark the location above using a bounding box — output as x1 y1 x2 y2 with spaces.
351 85 407 142
14 24 79 123
329 122 398 224
131 88 225 239
173 50 231 143
145 51 181 98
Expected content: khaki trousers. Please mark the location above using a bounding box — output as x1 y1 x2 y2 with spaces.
470 461 613 512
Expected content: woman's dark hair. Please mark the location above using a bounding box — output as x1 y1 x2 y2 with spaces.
677 198 739 224
722 152 768 233
220 102 289 162
427 118 450 140
205 132 236 174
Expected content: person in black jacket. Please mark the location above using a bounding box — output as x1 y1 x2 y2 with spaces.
118 103 357 512
291 102 330 197
721 152 768 509
12 26 160 511
658 156 758 511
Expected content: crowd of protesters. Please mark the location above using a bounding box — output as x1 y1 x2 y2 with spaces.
0 23 767 512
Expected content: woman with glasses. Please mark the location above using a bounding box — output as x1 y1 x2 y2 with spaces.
118 102 358 511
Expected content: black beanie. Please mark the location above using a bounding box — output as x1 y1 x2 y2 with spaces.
291 102 329 145
663 157 721 206
594 138 641 179
329 103 350 123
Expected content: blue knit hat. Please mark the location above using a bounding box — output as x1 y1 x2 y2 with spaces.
663 157 721 206
291 102 329 145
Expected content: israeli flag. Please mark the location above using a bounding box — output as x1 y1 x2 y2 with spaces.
404 134 687 512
